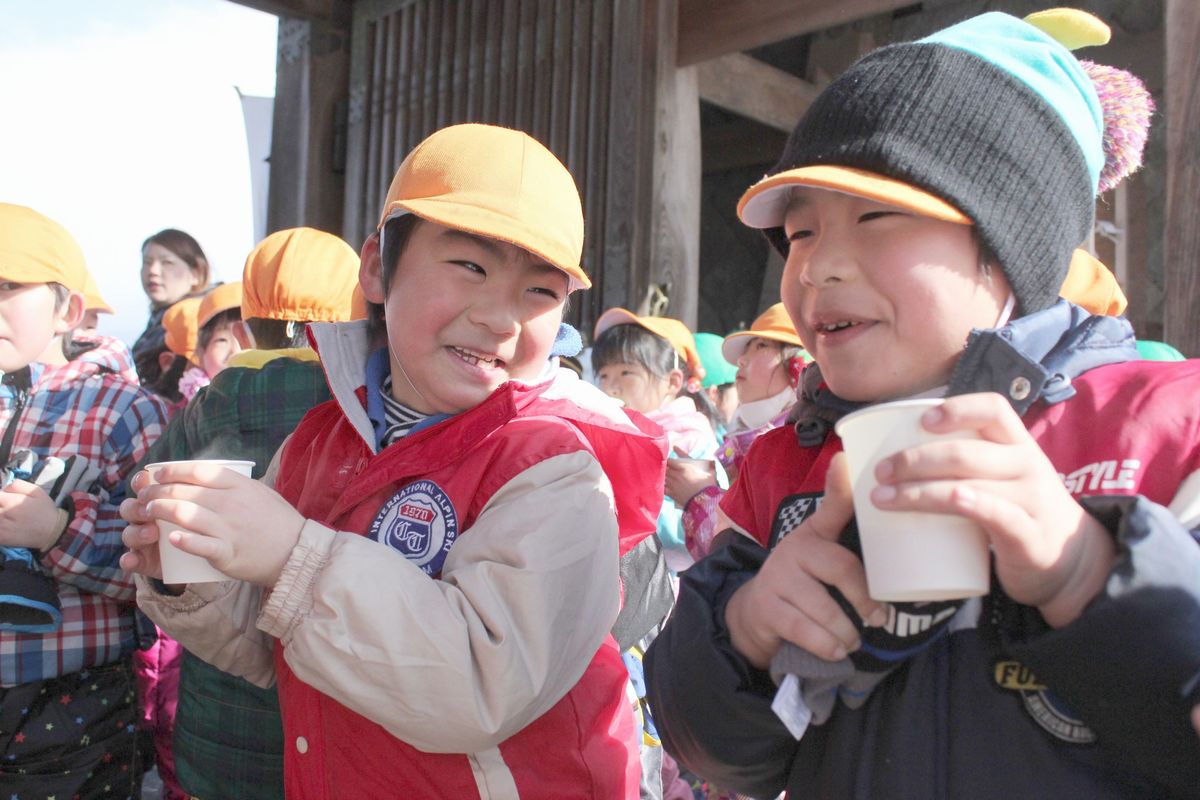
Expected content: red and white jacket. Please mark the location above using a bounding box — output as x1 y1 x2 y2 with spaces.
724 357 1200 547
137 320 667 799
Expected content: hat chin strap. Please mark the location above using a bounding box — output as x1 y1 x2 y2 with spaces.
994 292 1017 329
388 339 434 412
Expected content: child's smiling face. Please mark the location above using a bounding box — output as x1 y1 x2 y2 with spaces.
781 187 1011 403
198 321 241 378
365 218 568 415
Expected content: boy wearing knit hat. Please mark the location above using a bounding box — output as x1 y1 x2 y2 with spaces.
122 125 666 798
645 9 1200 799
0 203 168 797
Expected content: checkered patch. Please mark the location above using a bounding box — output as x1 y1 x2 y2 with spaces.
769 493 822 547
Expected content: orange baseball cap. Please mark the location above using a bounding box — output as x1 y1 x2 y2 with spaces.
377 123 589 291
593 307 704 380
1060 248 1127 316
242 228 362 322
163 297 203 362
0 203 90 292
721 303 805 363
81 272 114 315
197 282 243 329
738 165 970 232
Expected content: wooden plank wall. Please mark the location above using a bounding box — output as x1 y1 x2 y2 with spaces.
1165 0 1200 356
344 0 668 332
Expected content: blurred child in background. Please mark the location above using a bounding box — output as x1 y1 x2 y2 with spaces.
667 304 805 562
592 309 721 573
193 281 243 380
154 297 205 410
692 332 739 438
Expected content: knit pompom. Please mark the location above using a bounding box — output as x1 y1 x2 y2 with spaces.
1080 60 1154 193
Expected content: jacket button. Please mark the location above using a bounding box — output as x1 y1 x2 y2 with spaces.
1009 376 1032 401
296 736 309 754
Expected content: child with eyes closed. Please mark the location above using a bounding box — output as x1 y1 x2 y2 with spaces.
644 8 1200 799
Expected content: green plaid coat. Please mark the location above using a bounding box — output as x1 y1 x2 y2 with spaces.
136 351 331 800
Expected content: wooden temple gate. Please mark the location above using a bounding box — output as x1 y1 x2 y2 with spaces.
240 0 1200 354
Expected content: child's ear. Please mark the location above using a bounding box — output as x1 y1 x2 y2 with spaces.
359 233 387 304
55 291 86 334
231 320 255 350
158 350 176 373
666 368 685 396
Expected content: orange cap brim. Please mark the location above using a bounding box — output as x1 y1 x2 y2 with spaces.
738 165 971 229
1061 248 1127 316
721 328 805 364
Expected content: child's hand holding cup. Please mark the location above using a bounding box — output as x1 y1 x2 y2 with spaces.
834 399 989 602
144 459 255 584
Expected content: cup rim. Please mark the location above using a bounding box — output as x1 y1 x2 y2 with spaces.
145 459 256 470
834 398 945 436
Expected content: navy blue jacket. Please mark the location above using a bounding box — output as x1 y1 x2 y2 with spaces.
645 303 1200 799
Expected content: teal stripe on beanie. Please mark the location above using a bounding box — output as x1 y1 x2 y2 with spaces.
922 12 1104 193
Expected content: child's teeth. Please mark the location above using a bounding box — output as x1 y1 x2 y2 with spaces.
456 347 496 366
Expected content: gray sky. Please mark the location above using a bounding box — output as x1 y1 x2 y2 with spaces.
0 0 278 345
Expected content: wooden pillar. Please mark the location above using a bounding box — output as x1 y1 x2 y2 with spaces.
1164 0 1200 356
647 0 701 327
602 0 700 327
600 0 655 319
266 17 351 236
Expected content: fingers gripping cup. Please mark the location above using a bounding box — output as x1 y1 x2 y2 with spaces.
145 459 255 584
834 399 990 602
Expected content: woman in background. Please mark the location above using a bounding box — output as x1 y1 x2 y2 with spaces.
131 228 211 386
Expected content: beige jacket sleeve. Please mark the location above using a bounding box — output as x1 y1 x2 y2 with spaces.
257 449 621 754
134 576 277 687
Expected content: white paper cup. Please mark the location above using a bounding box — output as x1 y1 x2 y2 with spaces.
145 459 255 584
834 399 989 602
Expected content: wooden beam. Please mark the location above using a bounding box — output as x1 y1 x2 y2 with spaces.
678 0 914 66
702 119 787 172
697 52 817 133
267 17 350 235
227 0 350 25
1164 0 1200 356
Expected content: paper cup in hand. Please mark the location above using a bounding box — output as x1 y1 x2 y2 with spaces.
834 399 989 602
144 459 255 584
